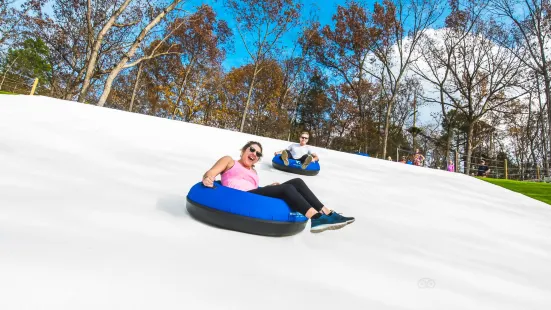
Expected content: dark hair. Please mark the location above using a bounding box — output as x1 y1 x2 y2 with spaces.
241 141 263 156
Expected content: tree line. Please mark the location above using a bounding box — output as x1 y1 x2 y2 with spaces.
1 0 550 177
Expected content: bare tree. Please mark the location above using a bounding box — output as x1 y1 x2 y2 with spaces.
0 0 40 47
306 1 383 153
0 0 19 47
31 0 146 100
441 18 526 174
96 0 185 107
224 0 301 132
169 5 232 119
366 0 443 158
412 0 489 163
77 0 135 102
491 0 551 175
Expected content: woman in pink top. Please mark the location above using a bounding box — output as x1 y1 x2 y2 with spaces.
413 148 425 166
202 141 355 233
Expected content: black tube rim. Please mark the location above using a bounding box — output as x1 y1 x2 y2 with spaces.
272 161 320 176
186 197 307 237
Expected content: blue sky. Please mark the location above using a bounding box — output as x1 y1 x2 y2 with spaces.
27 0 443 125
32 0 441 71
185 0 358 70
182 0 443 125
30 0 354 69
184 0 447 71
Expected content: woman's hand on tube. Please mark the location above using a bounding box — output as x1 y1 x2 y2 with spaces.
201 156 234 188
203 175 215 187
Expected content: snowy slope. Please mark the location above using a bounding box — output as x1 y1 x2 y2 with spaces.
1 95 550 310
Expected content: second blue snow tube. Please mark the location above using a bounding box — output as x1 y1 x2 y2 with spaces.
271 155 320 176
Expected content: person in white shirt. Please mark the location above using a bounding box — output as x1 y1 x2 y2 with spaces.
274 132 319 169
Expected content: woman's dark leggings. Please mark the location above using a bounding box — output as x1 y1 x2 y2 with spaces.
248 178 323 215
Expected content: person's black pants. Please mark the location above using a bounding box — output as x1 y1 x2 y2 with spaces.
248 178 323 215
283 150 310 164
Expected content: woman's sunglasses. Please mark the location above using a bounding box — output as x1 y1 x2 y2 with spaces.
249 146 262 158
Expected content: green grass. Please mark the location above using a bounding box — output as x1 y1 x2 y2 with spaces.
480 178 551 206
0 90 16 95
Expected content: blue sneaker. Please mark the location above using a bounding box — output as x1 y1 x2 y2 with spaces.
310 213 348 233
329 211 355 224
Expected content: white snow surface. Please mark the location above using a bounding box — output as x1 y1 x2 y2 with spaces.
1 95 551 310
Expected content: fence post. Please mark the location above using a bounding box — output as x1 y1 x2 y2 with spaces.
537 166 540 180
396 148 399 162
505 159 508 179
29 78 39 95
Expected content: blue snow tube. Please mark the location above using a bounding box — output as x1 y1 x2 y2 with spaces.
271 155 320 176
356 152 370 157
186 181 308 236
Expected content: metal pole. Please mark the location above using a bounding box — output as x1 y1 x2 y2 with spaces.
505 159 508 179
396 148 399 162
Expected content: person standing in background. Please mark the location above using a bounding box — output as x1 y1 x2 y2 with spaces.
447 160 455 172
413 149 425 166
477 160 491 177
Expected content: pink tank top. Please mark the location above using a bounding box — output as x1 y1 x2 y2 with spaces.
221 160 259 191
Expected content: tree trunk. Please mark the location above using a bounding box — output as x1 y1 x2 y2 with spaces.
412 92 417 150
185 85 202 122
96 0 182 107
445 127 453 165
287 103 298 141
377 100 383 153
239 62 260 132
49 75 56 97
129 62 143 112
0 55 19 90
465 123 475 176
382 94 396 159
97 63 123 106
455 136 459 173
544 77 551 176
0 70 8 90
287 118 293 141
544 130 550 176
78 0 134 102
423 139 428 167
173 56 196 117
527 95 538 166
357 95 367 154
536 72 550 176
537 29 551 176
